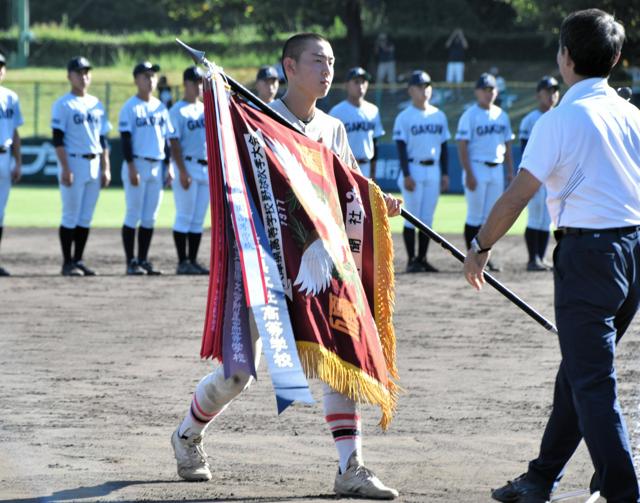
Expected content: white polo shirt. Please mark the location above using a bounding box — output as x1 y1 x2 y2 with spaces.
521 78 640 229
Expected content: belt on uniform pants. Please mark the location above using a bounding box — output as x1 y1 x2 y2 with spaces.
69 153 97 160
184 156 208 166
408 158 435 166
134 155 162 162
483 161 499 167
356 158 370 164
0 146 8 154
554 225 640 241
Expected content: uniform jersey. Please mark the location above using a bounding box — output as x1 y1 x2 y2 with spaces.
51 93 111 154
169 100 207 160
328 100 384 161
270 99 357 169
455 104 513 163
392 104 450 162
119 95 173 160
519 109 543 141
0 86 23 149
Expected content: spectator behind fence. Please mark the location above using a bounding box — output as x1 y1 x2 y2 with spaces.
445 28 468 84
374 33 396 85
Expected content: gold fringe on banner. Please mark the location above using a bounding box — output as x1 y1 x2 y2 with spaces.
296 341 398 430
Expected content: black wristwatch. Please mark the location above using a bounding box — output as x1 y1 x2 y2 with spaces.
470 236 492 254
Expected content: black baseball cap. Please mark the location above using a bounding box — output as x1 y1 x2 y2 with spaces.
346 67 372 82
0 52 5 66
536 75 559 92
408 70 431 86
476 73 497 89
133 61 160 77
256 65 278 81
67 56 92 72
183 66 204 82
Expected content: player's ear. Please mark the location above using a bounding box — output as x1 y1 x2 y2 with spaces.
282 57 296 79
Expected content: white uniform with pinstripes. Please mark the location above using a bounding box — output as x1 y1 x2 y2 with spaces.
0 86 23 226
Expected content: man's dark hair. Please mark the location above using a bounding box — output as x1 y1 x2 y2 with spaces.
281 33 329 81
559 9 625 77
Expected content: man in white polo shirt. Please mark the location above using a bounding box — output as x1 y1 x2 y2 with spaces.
463 9 640 502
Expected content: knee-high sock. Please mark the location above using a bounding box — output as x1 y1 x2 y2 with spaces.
178 368 253 438
524 227 537 263
188 232 202 262
122 225 136 263
323 384 362 473
417 232 430 261
402 227 416 260
173 230 187 262
137 226 154 261
537 229 550 261
464 224 480 250
73 226 90 262
0 225 3 250
59 226 75 264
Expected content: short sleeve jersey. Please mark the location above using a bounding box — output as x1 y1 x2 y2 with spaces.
518 109 543 141
329 100 384 161
118 95 174 160
521 78 640 228
0 86 24 149
455 104 513 163
169 100 207 160
270 99 358 171
51 93 111 154
392 104 450 163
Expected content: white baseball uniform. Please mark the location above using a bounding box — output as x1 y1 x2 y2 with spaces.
519 109 551 231
0 85 23 226
329 100 384 178
51 92 111 228
119 95 173 228
455 103 513 226
169 99 209 233
393 104 450 229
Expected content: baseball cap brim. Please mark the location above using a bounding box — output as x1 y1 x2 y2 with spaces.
133 63 160 76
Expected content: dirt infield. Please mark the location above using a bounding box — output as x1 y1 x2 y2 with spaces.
0 228 637 502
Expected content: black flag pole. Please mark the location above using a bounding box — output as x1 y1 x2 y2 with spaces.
175 38 558 335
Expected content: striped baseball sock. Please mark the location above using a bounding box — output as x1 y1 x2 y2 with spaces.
323 385 361 473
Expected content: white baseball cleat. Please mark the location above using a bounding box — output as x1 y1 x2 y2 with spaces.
334 451 399 500
171 428 212 482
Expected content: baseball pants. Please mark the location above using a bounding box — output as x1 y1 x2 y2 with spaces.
59 157 101 228
399 163 441 229
172 159 209 234
376 61 396 84
0 151 13 226
463 161 504 227
527 185 551 231
446 62 465 83
122 159 164 229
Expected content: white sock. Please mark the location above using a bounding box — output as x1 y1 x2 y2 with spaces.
323 384 362 473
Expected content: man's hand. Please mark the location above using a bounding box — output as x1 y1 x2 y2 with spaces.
128 164 140 187
101 168 111 188
464 249 490 291
441 174 449 192
61 168 73 187
384 193 401 217
403 175 416 192
164 164 174 188
179 170 192 190
11 165 21 183
465 172 477 191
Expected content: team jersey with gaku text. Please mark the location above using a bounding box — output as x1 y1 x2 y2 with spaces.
455 104 513 163
51 93 111 154
169 100 207 160
0 86 23 149
119 95 173 160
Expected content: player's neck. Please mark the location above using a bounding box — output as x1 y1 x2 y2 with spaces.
137 92 152 102
184 95 198 104
71 88 86 97
477 102 492 110
347 96 364 107
412 100 428 110
280 91 317 123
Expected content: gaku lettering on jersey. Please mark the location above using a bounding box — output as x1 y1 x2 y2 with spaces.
134 115 167 127
475 124 506 136
0 108 15 120
344 121 375 133
409 123 444 136
72 113 100 125
187 118 205 130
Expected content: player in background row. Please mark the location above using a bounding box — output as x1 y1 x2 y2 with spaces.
393 70 450 273
456 72 514 272
329 67 384 182
0 52 22 277
519 76 560 272
119 61 174 275
255 65 279 104
52 57 112 276
169 66 209 275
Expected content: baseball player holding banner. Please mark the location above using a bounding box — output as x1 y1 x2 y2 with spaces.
393 70 450 273
329 66 384 181
52 56 112 276
0 52 22 277
119 61 174 275
456 72 514 272
169 66 209 275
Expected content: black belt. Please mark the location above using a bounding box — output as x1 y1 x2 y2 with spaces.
554 225 640 240
484 161 500 167
69 153 97 160
185 156 208 166
134 155 162 162
356 158 370 164
409 159 435 166
0 146 8 154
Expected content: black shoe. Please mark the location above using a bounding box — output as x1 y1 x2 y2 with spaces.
491 474 550 502
190 260 209 275
126 259 145 276
61 261 83 277
176 259 198 275
417 258 439 273
526 260 546 272
74 260 97 276
138 259 162 275
486 260 502 272
0 266 9 276
405 258 422 273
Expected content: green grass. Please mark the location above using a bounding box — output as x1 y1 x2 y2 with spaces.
5 186 527 234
